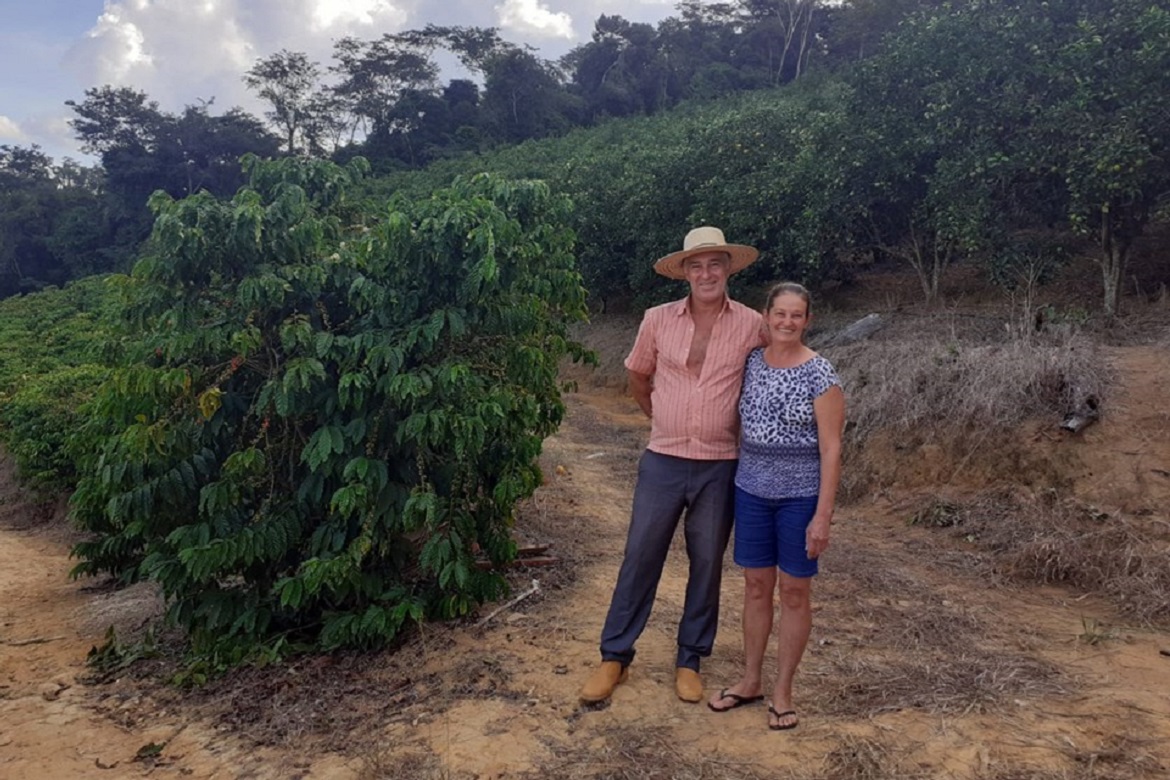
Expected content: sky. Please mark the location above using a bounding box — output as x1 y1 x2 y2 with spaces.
0 0 679 162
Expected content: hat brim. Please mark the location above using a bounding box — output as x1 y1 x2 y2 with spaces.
653 244 759 281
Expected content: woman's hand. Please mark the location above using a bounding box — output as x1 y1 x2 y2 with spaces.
806 514 832 559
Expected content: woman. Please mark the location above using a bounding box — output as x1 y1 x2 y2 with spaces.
707 282 845 730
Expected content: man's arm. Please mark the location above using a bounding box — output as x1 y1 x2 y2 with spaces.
628 369 653 418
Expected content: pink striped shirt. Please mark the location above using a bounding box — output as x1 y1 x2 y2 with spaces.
625 296 764 460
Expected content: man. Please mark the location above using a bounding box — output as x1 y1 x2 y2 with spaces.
580 226 765 705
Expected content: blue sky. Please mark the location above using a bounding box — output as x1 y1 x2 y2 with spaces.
0 0 677 162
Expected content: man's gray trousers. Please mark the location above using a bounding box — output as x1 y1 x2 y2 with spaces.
599 450 737 671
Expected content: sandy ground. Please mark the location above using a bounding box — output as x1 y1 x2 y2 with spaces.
1 345 1169 779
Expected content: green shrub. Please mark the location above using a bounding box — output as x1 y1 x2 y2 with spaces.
0 276 119 373
0 364 111 488
0 276 121 489
69 155 590 668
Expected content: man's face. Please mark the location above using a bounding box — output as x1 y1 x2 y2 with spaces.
683 251 731 306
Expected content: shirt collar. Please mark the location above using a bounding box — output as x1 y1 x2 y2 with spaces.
675 294 731 318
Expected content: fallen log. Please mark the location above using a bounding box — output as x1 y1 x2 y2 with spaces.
476 579 541 628
474 543 558 570
812 313 884 348
1 635 66 647
474 555 559 570
1060 396 1099 434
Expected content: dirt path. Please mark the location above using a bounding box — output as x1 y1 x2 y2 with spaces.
1069 345 1170 513
0 514 194 778
1 347 1169 779
0 492 351 778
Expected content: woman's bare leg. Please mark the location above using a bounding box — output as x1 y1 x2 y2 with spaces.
707 567 775 709
770 571 812 728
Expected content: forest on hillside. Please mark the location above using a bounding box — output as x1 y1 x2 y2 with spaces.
3 0 1167 314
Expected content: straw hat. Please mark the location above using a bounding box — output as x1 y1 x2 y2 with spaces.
653 226 759 280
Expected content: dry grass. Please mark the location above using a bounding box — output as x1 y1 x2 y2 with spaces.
811 735 927 780
357 749 447 780
825 323 1110 501
862 600 985 653
825 332 1110 447
812 651 1064 718
979 733 1166 780
1063 734 1167 780
531 724 770 780
913 489 1170 624
799 534 1070 719
195 650 425 749
820 537 987 654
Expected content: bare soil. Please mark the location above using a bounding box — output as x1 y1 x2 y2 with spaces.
2 335 1169 779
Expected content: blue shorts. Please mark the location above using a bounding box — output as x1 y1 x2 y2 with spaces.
732 487 819 577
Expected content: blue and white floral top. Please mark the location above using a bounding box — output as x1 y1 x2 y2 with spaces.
735 348 841 499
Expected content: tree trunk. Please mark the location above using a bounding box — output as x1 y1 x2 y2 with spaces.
795 2 815 79
1099 215 1129 317
930 242 947 304
907 223 938 304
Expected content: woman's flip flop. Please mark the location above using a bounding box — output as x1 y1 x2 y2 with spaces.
768 704 799 730
707 689 765 712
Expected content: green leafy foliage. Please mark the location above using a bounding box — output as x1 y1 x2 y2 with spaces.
0 276 120 489
370 1 1170 314
69 155 589 665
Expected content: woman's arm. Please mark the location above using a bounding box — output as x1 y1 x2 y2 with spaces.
807 385 845 559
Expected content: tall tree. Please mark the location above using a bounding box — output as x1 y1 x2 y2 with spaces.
330 34 440 139
64 88 280 281
821 0 947 63
153 103 282 196
300 90 350 157
481 48 577 144
657 1 742 97
66 86 166 155
1034 0 1170 315
737 0 822 84
563 15 670 120
405 25 508 76
243 50 322 155
0 145 106 294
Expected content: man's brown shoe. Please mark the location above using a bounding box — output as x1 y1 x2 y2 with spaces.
675 667 703 703
580 661 629 703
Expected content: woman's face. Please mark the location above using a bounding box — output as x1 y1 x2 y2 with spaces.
766 292 810 343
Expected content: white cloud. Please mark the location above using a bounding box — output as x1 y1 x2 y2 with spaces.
22 114 77 154
308 0 406 30
60 0 418 115
65 0 255 110
496 0 575 40
0 115 28 143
